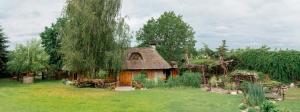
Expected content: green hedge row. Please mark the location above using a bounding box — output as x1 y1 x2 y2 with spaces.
235 49 300 82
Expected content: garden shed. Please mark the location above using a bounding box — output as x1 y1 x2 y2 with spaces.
118 46 178 86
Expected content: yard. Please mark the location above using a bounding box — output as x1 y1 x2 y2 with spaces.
0 79 299 112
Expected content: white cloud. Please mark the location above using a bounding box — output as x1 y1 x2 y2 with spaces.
0 0 66 49
0 0 299 50
121 0 300 50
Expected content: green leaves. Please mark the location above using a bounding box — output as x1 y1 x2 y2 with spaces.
216 40 228 57
40 17 66 71
7 39 49 74
60 0 130 76
241 82 265 106
235 48 300 82
0 26 8 74
136 11 196 63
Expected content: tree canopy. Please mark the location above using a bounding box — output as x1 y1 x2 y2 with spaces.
7 39 49 74
136 11 196 63
40 17 66 71
60 0 131 76
0 26 8 74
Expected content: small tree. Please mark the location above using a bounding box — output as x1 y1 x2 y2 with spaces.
7 39 49 77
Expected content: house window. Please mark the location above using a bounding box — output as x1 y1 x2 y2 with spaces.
129 52 143 60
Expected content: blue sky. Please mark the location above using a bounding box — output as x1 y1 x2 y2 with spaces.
0 0 299 50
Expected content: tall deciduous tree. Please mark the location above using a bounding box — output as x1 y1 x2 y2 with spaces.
136 11 196 63
0 26 8 75
40 17 66 71
61 0 131 76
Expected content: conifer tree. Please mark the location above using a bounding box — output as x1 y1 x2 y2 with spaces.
0 26 8 75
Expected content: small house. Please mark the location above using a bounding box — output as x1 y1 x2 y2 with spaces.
118 46 178 86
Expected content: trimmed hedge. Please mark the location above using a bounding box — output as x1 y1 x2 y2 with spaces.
235 49 300 82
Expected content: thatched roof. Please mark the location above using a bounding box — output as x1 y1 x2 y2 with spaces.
122 47 172 70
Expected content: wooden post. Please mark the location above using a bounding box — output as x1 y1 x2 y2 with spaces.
282 86 285 101
200 65 206 85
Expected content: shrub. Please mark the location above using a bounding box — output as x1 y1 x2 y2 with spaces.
143 79 167 88
238 103 247 110
225 82 237 90
133 73 147 84
165 76 181 87
180 72 201 87
156 80 167 88
224 82 232 90
209 76 219 87
235 49 300 82
97 70 108 79
134 72 201 88
132 73 147 89
247 107 257 112
219 75 232 88
143 80 156 88
260 100 279 112
241 82 265 106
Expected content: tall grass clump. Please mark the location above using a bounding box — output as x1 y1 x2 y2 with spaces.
165 76 181 87
133 72 147 84
134 72 201 88
164 72 202 88
241 82 265 106
180 72 202 87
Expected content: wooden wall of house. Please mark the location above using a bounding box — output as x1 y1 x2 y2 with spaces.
171 68 178 77
146 70 166 80
118 69 168 86
120 70 167 80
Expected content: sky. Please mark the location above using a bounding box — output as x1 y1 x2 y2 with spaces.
0 0 300 50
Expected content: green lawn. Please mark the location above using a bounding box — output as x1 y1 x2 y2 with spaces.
0 79 299 112
278 88 300 111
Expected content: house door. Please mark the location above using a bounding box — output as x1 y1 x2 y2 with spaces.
119 71 132 86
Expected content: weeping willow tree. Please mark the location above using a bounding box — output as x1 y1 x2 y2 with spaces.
61 0 131 77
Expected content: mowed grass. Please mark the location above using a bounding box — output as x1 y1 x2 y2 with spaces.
278 88 300 111
0 79 299 112
0 79 241 112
